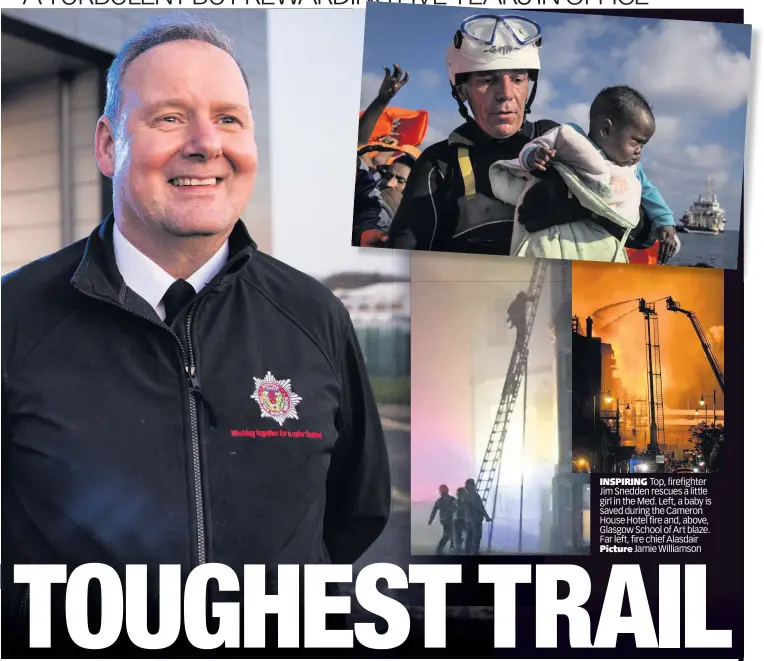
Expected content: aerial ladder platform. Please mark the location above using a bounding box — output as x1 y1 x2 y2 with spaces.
475 259 548 550
665 297 724 394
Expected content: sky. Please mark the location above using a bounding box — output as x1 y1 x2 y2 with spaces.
360 5 751 232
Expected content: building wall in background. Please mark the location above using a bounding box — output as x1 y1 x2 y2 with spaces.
3 78 62 273
2 69 103 275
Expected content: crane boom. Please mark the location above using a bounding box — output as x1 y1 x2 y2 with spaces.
666 297 724 394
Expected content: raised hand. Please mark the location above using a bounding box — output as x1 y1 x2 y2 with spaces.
379 63 410 101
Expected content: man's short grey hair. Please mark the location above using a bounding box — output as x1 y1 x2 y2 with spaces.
103 14 250 128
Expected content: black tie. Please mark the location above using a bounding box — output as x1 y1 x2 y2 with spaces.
162 279 196 324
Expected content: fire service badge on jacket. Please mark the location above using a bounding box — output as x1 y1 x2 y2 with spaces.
251 371 303 426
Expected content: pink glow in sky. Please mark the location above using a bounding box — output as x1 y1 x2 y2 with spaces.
410 283 476 502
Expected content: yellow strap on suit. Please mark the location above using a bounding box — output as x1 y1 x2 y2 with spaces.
457 147 476 200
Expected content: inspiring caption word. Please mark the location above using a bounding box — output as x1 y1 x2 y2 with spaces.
598 477 711 554
16 563 728 650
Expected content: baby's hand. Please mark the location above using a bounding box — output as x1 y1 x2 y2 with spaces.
527 145 556 171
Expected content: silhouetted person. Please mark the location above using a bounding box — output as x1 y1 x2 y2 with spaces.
464 478 491 554
453 486 468 552
428 484 456 554
507 291 536 345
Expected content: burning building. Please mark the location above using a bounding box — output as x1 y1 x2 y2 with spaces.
572 262 725 460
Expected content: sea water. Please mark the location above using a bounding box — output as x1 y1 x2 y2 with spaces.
671 231 740 270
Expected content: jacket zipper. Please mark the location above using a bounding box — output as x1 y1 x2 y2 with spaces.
72 287 207 566
184 301 206 565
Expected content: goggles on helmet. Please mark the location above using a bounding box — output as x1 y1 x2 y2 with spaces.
458 14 542 49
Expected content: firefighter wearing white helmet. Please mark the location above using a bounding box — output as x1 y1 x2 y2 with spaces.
446 13 542 126
387 14 561 254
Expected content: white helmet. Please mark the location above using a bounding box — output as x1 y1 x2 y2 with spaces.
446 14 542 86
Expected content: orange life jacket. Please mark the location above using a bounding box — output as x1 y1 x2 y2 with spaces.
626 241 660 265
360 107 429 147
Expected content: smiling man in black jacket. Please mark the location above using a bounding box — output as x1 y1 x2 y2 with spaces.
2 16 390 653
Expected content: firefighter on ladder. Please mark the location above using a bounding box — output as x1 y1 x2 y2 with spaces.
507 291 536 345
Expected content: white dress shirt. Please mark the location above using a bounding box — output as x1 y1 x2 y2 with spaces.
112 222 230 321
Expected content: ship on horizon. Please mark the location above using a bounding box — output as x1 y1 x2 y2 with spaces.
677 175 726 235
